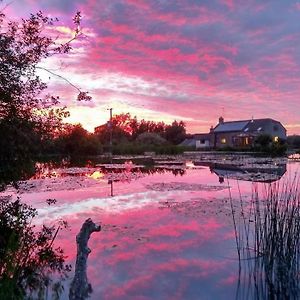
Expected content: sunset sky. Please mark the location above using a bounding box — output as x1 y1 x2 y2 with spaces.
5 0 300 134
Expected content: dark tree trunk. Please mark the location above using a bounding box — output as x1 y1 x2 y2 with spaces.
69 218 101 300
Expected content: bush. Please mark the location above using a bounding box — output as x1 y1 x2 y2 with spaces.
136 132 168 146
253 134 287 156
112 143 190 155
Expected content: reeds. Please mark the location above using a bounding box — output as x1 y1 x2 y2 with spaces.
232 176 300 299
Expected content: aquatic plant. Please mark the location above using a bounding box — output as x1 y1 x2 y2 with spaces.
232 177 300 299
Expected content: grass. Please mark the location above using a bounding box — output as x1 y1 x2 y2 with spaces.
230 176 300 299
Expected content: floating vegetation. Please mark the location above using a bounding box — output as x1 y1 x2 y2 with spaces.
14 176 100 193
105 172 146 182
155 165 186 170
154 160 185 165
96 163 144 169
146 182 229 192
158 197 233 219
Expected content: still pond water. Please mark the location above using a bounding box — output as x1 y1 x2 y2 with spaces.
2 154 300 299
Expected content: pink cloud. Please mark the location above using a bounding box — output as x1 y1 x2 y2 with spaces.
5 0 300 134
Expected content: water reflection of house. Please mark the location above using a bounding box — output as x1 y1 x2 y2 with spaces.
209 162 287 183
182 117 286 149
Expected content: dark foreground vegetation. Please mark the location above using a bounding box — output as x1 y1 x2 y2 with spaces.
233 180 300 299
0 196 71 299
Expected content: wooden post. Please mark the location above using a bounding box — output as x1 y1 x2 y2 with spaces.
69 218 101 300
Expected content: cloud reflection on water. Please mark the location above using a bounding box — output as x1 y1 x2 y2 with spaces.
2 156 297 299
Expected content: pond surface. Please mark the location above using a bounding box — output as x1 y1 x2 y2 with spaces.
2 154 299 299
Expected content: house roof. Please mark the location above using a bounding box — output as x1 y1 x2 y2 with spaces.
180 138 196 147
214 120 249 133
243 118 274 133
194 133 210 140
213 118 285 134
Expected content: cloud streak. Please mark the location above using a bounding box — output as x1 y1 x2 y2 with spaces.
5 0 300 133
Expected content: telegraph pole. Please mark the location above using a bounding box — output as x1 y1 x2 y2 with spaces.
107 108 113 158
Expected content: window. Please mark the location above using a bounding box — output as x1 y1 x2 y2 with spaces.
245 137 249 145
274 136 279 142
221 138 226 144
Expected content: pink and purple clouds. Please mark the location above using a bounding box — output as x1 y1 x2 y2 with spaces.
5 0 300 133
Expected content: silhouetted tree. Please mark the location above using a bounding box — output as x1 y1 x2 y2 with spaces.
164 120 186 144
0 10 90 160
136 132 167 146
56 124 102 156
94 113 187 146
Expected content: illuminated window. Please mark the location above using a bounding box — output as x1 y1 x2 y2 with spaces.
221 138 226 144
245 137 249 145
274 136 279 142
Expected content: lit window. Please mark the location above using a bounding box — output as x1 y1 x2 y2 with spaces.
245 137 249 145
221 138 226 144
274 136 279 142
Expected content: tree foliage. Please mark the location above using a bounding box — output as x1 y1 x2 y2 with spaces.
55 124 102 156
0 10 90 160
94 113 187 145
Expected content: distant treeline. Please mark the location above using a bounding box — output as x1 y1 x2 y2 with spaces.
0 113 189 160
287 135 300 149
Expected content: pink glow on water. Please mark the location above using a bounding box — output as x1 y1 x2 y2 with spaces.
2 155 298 299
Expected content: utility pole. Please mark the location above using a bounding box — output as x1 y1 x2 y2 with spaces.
107 108 113 158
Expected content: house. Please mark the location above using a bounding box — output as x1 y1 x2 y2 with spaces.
194 133 211 149
180 134 210 149
182 117 286 150
211 117 286 148
180 138 197 148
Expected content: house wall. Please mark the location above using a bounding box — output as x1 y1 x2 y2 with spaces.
263 120 286 140
212 132 240 148
196 140 210 149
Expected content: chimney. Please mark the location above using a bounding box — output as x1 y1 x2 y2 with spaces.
219 116 224 124
210 126 214 133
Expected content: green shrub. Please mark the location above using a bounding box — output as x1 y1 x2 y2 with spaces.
112 143 191 155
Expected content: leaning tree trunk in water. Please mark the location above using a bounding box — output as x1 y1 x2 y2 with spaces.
69 218 101 300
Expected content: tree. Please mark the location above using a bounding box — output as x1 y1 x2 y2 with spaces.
164 120 186 145
0 9 90 160
94 113 188 146
57 124 102 155
94 113 132 144
136 132 168 146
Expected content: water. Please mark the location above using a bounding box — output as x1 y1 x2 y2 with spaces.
1 154 299 299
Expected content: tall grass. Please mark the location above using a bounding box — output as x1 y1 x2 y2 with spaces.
231 177 300 299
